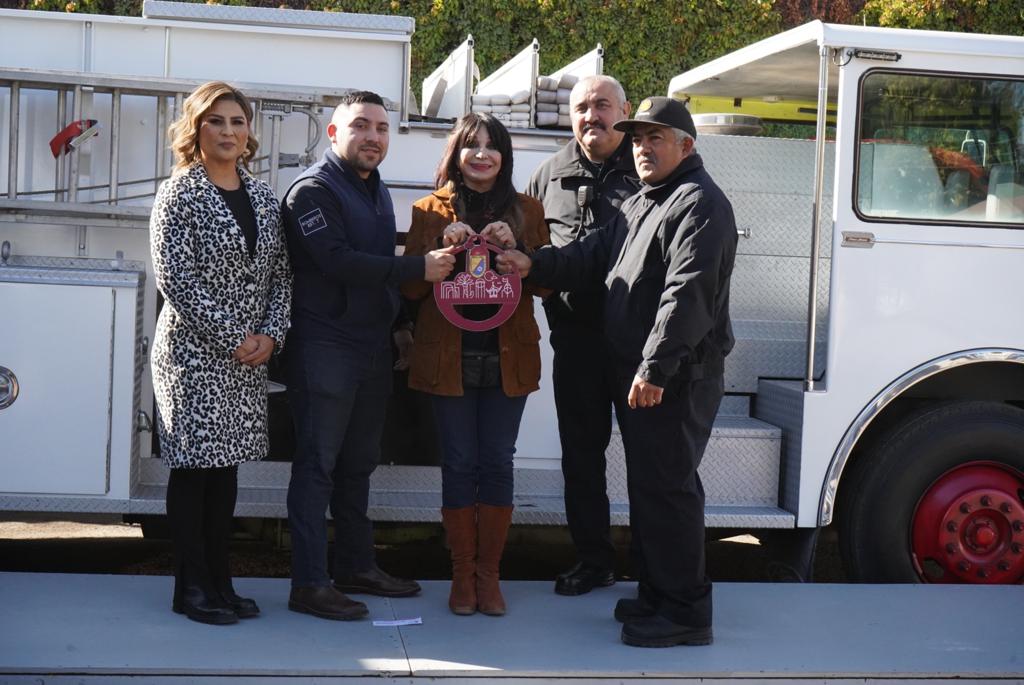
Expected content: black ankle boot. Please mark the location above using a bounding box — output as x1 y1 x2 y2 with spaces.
175 585 238 625
219 587 260 618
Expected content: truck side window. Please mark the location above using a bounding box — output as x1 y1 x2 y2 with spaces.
856 71 1024 227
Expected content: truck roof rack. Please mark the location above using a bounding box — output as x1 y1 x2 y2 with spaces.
143 0 415 36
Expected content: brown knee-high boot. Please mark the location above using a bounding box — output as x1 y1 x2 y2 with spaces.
476 504 513 616
441 506 478 615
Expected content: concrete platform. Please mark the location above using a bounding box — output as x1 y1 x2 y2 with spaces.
0 573 1022 683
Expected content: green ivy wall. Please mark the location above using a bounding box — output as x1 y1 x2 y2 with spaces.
6 0 1023 103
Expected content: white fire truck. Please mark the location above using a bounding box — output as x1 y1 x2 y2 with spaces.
1 3 1022 585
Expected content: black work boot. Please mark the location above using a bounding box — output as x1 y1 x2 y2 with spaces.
621 614 713 647
554 562 615 596
175 585 239 625
614 596 657 622
218 586 260 618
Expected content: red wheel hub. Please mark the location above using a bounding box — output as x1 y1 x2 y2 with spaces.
912 461 1024 583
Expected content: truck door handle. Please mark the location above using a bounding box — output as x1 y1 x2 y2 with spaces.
0 366 19 410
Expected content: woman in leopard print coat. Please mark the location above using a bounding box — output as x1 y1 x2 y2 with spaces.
150 81 291 625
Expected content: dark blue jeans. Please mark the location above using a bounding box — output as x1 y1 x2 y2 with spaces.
285 340 391 588
432 387 527 508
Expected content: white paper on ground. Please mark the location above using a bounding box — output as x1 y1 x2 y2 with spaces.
372 617 423 627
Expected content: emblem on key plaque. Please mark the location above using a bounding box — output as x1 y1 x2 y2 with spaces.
434 236 521 332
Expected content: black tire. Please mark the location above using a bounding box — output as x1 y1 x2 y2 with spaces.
838 401 1024 583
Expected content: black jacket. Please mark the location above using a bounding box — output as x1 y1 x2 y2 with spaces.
282 150 424 349
526 136 639 329
530 153 737 386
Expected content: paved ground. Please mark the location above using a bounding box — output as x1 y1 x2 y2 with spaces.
2 573 1021 681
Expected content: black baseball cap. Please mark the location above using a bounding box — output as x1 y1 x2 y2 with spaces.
613 96 697 139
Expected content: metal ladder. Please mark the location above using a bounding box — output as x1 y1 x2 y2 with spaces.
0 67 357 248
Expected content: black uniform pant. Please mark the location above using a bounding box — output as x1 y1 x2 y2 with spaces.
286 340 391 588
165 465 239 601
551 322 615 570
612 365 723 628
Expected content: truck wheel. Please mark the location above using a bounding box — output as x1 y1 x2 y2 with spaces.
839 401 1024 584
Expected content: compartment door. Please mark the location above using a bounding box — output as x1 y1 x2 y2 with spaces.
0 282 114 495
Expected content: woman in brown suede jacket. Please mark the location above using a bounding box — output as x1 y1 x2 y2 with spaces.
402 112 549 617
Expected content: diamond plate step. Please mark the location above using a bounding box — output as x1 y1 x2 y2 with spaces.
605 414 782 507
2 409 791 528
127 486 794 528
118 412 789 527
753 379 807 516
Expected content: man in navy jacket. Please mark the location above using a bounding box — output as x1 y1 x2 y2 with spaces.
282 91 454 620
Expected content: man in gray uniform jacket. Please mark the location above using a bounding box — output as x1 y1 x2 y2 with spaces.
526 75 639 596
499 97 737 647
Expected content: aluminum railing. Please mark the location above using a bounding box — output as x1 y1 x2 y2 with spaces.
0 68 362 234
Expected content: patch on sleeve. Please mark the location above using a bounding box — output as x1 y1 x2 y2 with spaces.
298 208 328 236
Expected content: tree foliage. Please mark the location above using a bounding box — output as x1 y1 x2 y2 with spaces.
7 0 1023 104
860 0 1024 35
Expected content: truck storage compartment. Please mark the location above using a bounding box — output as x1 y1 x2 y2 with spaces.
0 255 143 501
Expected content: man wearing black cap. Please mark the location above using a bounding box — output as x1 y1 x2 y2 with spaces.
498 96 737 647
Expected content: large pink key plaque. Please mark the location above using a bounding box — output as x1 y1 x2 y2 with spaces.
434 236 521 332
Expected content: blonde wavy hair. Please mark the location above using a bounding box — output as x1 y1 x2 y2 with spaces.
168 81 259 173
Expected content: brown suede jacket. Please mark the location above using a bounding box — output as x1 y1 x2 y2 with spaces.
401 187 551 397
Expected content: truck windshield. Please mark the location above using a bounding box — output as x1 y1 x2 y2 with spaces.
855 71 1024 227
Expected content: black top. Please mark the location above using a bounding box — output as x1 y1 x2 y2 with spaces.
525 135 640 330
530 154 738 386
216 184 258 258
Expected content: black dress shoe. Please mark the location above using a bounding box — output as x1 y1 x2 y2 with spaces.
289 586 368 621
614 596 657 623
334 565 421 597
220 589 260 618
621 614 713 647
174 585 238 625
554 562 615 596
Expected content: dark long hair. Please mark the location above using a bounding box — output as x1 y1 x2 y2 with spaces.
435 113 518 230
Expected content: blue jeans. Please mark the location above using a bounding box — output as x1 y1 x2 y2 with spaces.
432 387 527 508
285 340 391 588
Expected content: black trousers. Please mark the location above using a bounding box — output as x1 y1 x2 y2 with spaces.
286 340 391 588
550 323 616 570
165 465 239 602
612 365 723 628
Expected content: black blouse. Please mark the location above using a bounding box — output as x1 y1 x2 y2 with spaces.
216 184 258 258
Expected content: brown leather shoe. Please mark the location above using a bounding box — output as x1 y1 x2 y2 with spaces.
288 586 368 621
334 565 421 598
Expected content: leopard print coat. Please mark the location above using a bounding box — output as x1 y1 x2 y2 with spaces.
150 163 292 469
